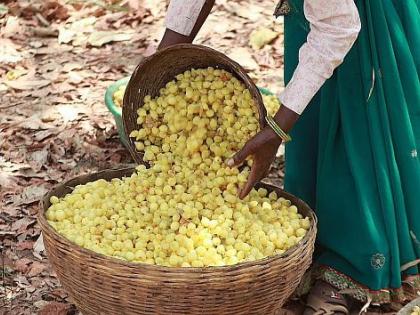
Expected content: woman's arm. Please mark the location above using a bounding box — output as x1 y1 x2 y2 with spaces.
230 0 362 199
158 0 215 50
279 0 361 115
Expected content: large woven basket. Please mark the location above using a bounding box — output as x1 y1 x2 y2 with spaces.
39 168 317 315
122 44 267 163
398 297 420 315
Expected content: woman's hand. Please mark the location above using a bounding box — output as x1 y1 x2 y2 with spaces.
227 127 281 199
227 105 300 199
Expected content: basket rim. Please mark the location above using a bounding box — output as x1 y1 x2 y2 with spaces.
122 43 268 164
397 297 420 315
38 167 317 273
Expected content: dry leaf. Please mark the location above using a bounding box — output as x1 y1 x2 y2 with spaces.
34 300 50 309
127 0 140 10
41 70 60 82
68 16 97 32
5 78 50 90
29 41 44 48
12 185 49 206
277 144 285 157
249 27 279 50
0 82 8 92
224 2 263 21
16 241 35 251
73 34 90 46
19 116 51 130
228 47 259 70
42 1 70 21
0 172 18 189
62 63 83 72
57 26 75 44
1 16 21 38
31 88 52 98
11 217 37 233
28 261 46 277
213 21 232 34
58 16 97 45
56 104 85 122
88 31 133 47
67 71 84 84
14 258 32 273
35 45 73 55
34 128 61 142
0 39 25 63
38 302 73 315
33 234 45 260
141 0 163 17
28 149 49 171
236 7 261 20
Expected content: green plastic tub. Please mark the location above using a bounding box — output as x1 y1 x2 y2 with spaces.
105 77 277 148
104 77 130 148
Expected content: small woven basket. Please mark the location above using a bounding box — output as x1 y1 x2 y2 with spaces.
39 168 317 315
122 44 267 163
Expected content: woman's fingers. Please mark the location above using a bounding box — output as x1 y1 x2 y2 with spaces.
226 139 256 167
225 129 276 199
239 163 259 199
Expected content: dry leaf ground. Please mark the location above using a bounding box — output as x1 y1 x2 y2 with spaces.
0 1 402 314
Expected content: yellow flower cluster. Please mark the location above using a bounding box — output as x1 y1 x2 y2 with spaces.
130 68 260 163
113 85 126 108
112 83 280 116
47 68 308 267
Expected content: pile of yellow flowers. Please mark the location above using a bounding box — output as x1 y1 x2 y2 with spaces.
412 306 420 315
47 67 309 267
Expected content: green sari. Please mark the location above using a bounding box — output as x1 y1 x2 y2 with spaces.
284 0 420 303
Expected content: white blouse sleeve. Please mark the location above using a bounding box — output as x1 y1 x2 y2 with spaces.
279 0 361 114
165 0 361 115
165 0 207 36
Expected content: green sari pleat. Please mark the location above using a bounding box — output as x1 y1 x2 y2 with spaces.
284 0 420 302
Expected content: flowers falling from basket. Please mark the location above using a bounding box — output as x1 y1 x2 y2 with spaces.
46 67 309 267
262 94 281 116
113 82 281 116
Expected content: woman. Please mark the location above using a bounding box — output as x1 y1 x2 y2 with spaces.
159 0 420 313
